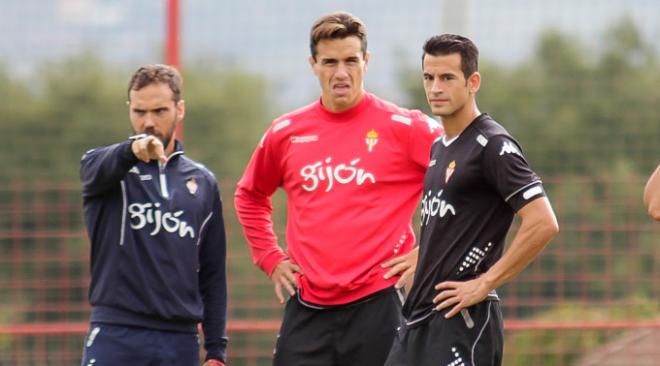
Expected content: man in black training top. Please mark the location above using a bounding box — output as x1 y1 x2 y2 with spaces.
385 34 559 366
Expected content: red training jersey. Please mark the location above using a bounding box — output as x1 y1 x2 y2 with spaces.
235 92 443 305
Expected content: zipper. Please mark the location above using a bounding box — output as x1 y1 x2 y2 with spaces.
157 151 183 199
158 161 169 199
120 180 127 245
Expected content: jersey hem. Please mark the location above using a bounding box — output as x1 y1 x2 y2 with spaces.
91 305 198 333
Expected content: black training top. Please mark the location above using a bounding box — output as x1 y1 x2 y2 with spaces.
403 114 546 324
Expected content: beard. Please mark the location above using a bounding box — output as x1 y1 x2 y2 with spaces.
144 128 172 150
133 117 177 151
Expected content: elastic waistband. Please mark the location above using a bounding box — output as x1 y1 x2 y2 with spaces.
297 286 399 310
91 306 197 333
405 290 499 328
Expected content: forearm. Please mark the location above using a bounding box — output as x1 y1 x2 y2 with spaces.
234 186 286 275
80 141 138 197
481 198 558 290
643 164 660 220
199 207 229 362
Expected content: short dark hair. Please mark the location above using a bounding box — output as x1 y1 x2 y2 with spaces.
310 11 367 60
127 64 183 102
422 34 479 79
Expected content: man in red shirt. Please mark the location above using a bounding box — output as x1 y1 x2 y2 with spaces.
235 11 441 366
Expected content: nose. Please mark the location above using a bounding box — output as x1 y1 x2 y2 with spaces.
143 114 156 128
335 63 349 79
431 79 444 93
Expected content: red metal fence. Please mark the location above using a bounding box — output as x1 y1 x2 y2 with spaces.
0 178 658 365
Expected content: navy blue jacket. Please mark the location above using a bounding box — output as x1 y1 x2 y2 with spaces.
80 139 228 362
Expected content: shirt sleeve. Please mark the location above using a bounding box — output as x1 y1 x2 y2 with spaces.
234 128 287 276
408 113 444 168
80 141 139 198
482 134 546 212
199 184 229 362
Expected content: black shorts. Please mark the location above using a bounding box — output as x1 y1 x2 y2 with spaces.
384 300 503 366
273 287 403 366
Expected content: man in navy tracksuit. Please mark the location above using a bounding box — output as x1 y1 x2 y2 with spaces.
80 64 228 366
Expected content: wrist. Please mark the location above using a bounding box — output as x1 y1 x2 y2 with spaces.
478 274 497 292
128 133 148 157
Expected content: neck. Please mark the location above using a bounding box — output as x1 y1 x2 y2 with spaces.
164 139 176 157
322 89 365 113
440 103 481 139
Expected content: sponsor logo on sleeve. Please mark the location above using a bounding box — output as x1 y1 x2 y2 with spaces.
499 141 521 156
365 130 378 152
291 135 319 143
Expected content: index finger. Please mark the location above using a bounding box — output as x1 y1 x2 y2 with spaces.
434 281 459 291
147 139 167 163
381 255 406 268
274 283 285 304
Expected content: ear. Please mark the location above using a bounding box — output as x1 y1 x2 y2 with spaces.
176 99 185 121
308 55 319 76
363 51 371 71
468 72 481 94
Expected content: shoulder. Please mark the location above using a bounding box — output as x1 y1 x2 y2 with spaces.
368 93 442 134
271 102 317 132
179 155 218 184
467 115 529 164
471 114 512 140
261 102 318 145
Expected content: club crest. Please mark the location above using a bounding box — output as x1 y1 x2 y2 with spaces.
365 129 378 152
186 177 198 195
445 160 456 183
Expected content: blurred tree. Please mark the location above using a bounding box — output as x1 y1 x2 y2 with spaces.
0 55 271 184
399 18 659 178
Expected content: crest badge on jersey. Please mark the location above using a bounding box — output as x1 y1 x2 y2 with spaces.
186 177 198 195
445 160 456 183
365 129 378 152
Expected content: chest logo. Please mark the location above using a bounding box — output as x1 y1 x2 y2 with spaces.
186 177 198 195
128 202 195 239
300 157 376 192
365 130 378 152
445 160 456 183
421 189 456 225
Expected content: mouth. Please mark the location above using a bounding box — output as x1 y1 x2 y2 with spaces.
332 83 351 95
429 98 449 105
